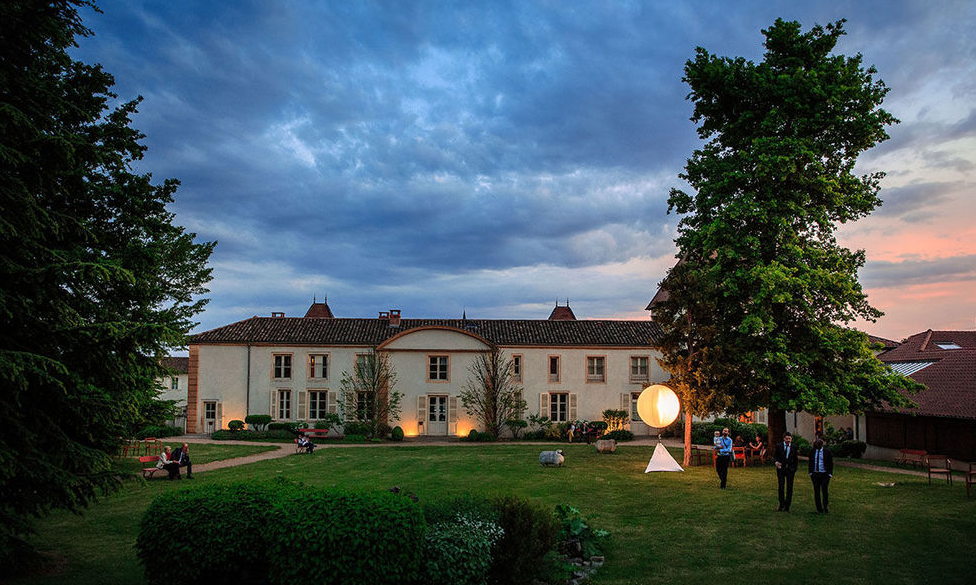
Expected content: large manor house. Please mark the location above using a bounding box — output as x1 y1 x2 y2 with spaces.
184 300 666 438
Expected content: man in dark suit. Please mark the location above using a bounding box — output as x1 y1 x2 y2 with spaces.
773 431 799 511
172 442 194 479
808 438 834 513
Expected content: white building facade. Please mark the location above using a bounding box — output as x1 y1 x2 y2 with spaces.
187 302 667 437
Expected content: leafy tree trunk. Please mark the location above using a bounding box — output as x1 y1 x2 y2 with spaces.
767 407 787 448
682 409 693 467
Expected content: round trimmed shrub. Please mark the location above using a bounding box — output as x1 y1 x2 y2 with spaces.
605 429 634 442
245 414 272 430
136 480 293 584
227 419 245 431
391 425 405 441
267 489 426 585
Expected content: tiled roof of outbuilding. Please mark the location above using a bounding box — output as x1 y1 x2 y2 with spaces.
878 330 976 420
161 356 189 373
190 317 662 348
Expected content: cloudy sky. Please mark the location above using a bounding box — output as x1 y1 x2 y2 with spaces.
71 0 976 341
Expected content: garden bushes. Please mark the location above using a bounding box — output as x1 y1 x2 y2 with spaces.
137 481 426 585
136 480 286 584
267 489 426 585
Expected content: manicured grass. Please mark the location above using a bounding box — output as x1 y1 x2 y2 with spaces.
12 444 976 584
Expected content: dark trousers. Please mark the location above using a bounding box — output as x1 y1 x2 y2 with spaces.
163 462 181 480
179 458 193 476
777 469 795 510
716 455 731 488
811 472 830 512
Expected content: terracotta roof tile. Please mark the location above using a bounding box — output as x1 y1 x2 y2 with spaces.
161 356 189 374
191 317 662 348
878 330 976 420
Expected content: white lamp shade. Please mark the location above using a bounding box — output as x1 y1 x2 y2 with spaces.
637 384 680 428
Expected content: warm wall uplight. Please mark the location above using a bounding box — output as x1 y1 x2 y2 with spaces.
637 384 680 428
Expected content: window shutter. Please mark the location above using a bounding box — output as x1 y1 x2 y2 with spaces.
344 392 355 422
417 395 427 434
328 391 338 414
620 393 630 411
569 393 578 421
298 390 308 421
448 396 458 435
216 402 223 430
269 391 277 420
540 393 549 418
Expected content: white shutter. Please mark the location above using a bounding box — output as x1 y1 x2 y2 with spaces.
344 392 355 421
328 391 338 414
540 393 550 418
620 393 630 411
298 390 308 421
569 393 578 421
448 396 458 435
417 395 427 435
216 402 223 430
270 390 277 420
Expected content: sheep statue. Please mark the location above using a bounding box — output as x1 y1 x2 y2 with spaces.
539 449 565 467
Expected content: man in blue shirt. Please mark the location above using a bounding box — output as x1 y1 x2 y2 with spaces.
715 427 733 488
808 438 834 513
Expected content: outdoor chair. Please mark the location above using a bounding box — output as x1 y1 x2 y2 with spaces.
966 462 975 497
926 454 952 485
732 446 747 467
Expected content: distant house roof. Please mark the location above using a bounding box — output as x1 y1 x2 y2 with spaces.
191 317 662 348
162 356 189 374
877 330 976 420
866 334 900 352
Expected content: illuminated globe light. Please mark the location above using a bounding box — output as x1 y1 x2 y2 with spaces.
637 384 680 428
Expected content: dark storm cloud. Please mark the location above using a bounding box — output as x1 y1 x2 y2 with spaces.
70 1 976 333
861 255 976 289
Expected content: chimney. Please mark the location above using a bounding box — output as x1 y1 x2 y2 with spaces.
271 312 285 318
389 309 401 327
378 311 390 320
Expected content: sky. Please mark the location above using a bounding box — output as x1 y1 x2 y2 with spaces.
70 0 976 342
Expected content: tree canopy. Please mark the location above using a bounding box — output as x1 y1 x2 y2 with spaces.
0 0 214 563
659 18 919 444
339 351 403 438
459 346 525 439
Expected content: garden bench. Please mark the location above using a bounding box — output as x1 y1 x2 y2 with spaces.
139 455 168 479
298 428 331 440
895 449 927 468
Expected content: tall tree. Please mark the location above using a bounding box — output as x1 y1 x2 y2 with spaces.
459 346 525 439
339 351 403 438
0 0 214 563
663 19 919 447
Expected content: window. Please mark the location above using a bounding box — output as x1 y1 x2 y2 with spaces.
428 355 449 381
277 389 292 420
309 354 329 379
630 356 649 382
170 377 179 390
587 356 606 382
273 354 292 379
550 393 568 422
511 354 523 382
309 390 328 420
631 392 641 422
356 392 376 421
548 355 561 382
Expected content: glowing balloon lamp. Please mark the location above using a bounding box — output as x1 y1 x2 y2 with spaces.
637 384 681 428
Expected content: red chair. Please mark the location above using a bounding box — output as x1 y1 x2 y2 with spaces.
732 446 747 467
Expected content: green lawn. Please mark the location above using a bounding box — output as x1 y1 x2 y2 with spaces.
111 441 279 475
12 444 976 585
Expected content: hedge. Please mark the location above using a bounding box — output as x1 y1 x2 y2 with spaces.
136 480 289 584
266 489 427 585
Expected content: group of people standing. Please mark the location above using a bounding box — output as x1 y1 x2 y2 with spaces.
714 427 834 513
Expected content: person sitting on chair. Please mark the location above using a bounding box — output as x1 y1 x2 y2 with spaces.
172 443 194 479
749 434 765 462
157 445 182 480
